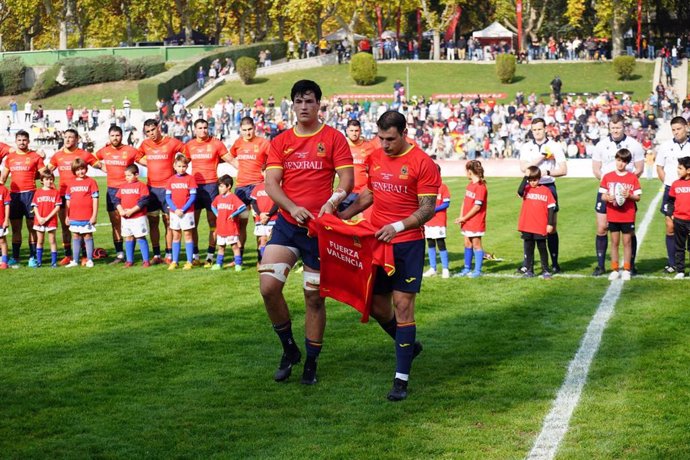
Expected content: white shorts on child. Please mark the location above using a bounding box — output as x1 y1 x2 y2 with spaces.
33 225 57 233
169 211 195 231
424 226 446 239
253 223 275 237
462 230 485 237
69 222 96 234
216 234 239 246
121 216 149 238
0 227 9 237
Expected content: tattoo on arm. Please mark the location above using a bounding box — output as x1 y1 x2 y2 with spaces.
411 196 436 227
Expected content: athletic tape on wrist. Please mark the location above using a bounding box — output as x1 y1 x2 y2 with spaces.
391 221 405 232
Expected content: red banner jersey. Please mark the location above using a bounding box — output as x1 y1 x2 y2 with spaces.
250 182 277 224
0 184 10 223
229 136 270 186
366 145 441 243
308 214 395 323
267 125 353 225
670 178 690 221
518 184 556 236
212 193 245 237
5 150 45 192
96 144 143 188
50 148 99 195
65 177 99 221
461 181 488 233
426 182 451 227
166 174 198 213
183 137 229 185
349 138 375 193
31 188 61 227
599 171 642 223
138 136 184 188
116 180 149 219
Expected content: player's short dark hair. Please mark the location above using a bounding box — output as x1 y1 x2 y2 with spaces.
108 125 123 135
609 114 625 125
678 157 690 169
125 164 139 175
15 130 29 139
143 119 159 129
377 111 406 135
40 169 55 181
218 174 234 188
615 148 632 164
347 119 361 128
531 117 546 127
71 158 88 173
671 116 688 126
240 117 255 127
174 154 189 165
290 80 322 102
526 165 542 180
194 118 208 128
64 128 79 138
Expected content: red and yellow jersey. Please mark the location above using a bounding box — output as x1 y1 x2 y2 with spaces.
0 184 10 223
250 182 277 224
267 125 352 225
212 193 245 237
138 136 184 188
166 173 197 213
426 182 451 227
31 188 61 227
183 137 228 185
116 180 149 219
600 171 641 223
461 181 488 233
366 145 441 243
65 177 99 221
348 138 375 193
50 148 99 195
229 136 270 186
518 184 556 236
0 142 11 164
5 150 45 193
96 144 143 188
670 178 690 221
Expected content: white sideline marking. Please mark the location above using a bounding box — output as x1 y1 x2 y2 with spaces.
526 190 663 460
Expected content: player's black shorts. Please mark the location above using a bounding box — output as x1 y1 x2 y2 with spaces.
373 239 425 294
267 214 320 270
235 184 257 206
106 187 119 213
147 186 168 214
520 231 547 241
9 191 35 220
195 183 218 211
594 191 607 214
544 182 559 212
660 185 673 217
608 222 635 234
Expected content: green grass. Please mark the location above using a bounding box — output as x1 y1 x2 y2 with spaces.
0 176 685 458
201 61 656 106
0 80 140 111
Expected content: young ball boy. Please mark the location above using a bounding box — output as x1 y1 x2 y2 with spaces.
0 182 10 269
423 166 451 279
667 156 690 279
250 181 278 266
165 155 197 270
64 158 99 268
115 164 151 267
599 148 642 281
211 175 247 271
31 170 61 267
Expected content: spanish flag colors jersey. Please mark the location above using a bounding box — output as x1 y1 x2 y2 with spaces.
31 188 61 227
267 124 352 225
348 138 375 193
599 170 641 223
166 174 198 213
138 136 184 188
670 178 690 221
96 144 143 188
183 137 229 185
65 177 99 221
518 184 556 236
5 150 45 192
212 193 245 237
426 182 450 227
116 181 149 219
366 145 441 243
0 184 10 223
50 148 99 195
229 136 270 187
461 181 488 233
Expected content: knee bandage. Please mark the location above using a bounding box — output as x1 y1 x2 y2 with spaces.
303 272 320 291
258 263 292 283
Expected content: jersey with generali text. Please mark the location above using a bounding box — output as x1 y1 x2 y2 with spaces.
212 192 245 237
518 184 556 236
31 188 61 227
96 144 143 188
229 136 270 186
138 136 184 188
461 181 488 233
115 180 149 219
65 177 99 221
670 178 690 221
599 170 641 223
49 148 98 195
425 182 450 227
183 137 228 185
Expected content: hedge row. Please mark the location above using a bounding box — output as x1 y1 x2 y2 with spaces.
137 41 286 111
29 54 166 99
0 57 27 96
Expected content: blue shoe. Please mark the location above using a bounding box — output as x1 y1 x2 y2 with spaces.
453 267 472 278
28 257 38 268
7 258 18 266
467 271 482 278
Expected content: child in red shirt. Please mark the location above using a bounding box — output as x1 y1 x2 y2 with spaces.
31 170 61 267
0 182 10 269
115 164 151 267
165 155 197 270
455 160 488 278
517 166 556 278
668 156 690 278
211 175 247 271
64 158 99 268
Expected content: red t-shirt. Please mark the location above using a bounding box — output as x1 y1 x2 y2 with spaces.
461 181 488 233
349 138 375 193
599 171 641 223
165 174 197 213
366 145 441 243
518 184 556 236
31 188 61 227
0 142 10 164
250 182 277 224
0 184 10 224
229 136 270 187
65 177 99 221
50 148 99 195
115 180 149 219
138 136 185 188
183 137 229 185
96 144 143 188
5 150 45 192
267 125 353 225
426 182 450 227
308 214 395 323
670 178 690 221
212 193 245 237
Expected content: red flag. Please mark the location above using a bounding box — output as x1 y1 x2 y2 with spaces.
376 6 383 39
417 8 422 47
636 0 643 56
444 6 462 42
517 0 523 52
396 6 401 40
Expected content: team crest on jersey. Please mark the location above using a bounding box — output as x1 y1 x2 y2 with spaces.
352 236 362 248
283 148 295 155
317 142 326 157
207 145 213 152
399 165 409 180
254 145 259 153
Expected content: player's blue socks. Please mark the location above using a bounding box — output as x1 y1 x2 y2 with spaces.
172 241 181 263
666 235 676 266
36 248 43 265
427 247 437 270
216 254 224 266
1 255 7 263
12 242 20 260
464 247 473 269
72 238 82 262
234 255 242 267
547 232 559 266
138 239 150 262
125 240 135 263
273 321 298 354
85 238 94 261
596 235 607 268
185 242 194 263
474 249 484 273
51 251 57 266
305 338 322 360
440 250 449 270
395 322 416 380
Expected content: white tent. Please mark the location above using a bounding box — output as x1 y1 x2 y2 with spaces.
323 28 367 41
472 22 516 39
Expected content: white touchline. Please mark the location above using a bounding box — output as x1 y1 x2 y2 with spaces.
526 189 663 460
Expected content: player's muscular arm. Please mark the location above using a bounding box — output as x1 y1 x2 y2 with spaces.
338 189 374 220
0 168 8 184
656 165 665 183
633 160 644 177
264 168 311 221
592 160 603 180
551 160 567 177
410 195 436 228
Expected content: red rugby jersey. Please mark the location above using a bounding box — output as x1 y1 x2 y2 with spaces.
50 148 99 195
250 182 277 224
0 184 10 223
0 142 10 163
426 182 451 227
65 177 99 221
138 136 184 188
518 184 556 236
96 144 143 188
116 180 149 219
670 178 690 221
212 193 245 237
183 137 228 185
461 181 488 233
230 136 270 187
349 138 375 193
165 173 197 213
599 171 641 223
5 150 45 192
31 188 61 227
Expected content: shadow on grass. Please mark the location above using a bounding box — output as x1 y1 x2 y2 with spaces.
250 77 270 84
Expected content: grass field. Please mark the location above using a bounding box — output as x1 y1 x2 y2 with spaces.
2 175 688 458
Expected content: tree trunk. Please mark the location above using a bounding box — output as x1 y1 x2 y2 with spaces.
59 20 68 49
611 8 624 57
433 30 441 60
